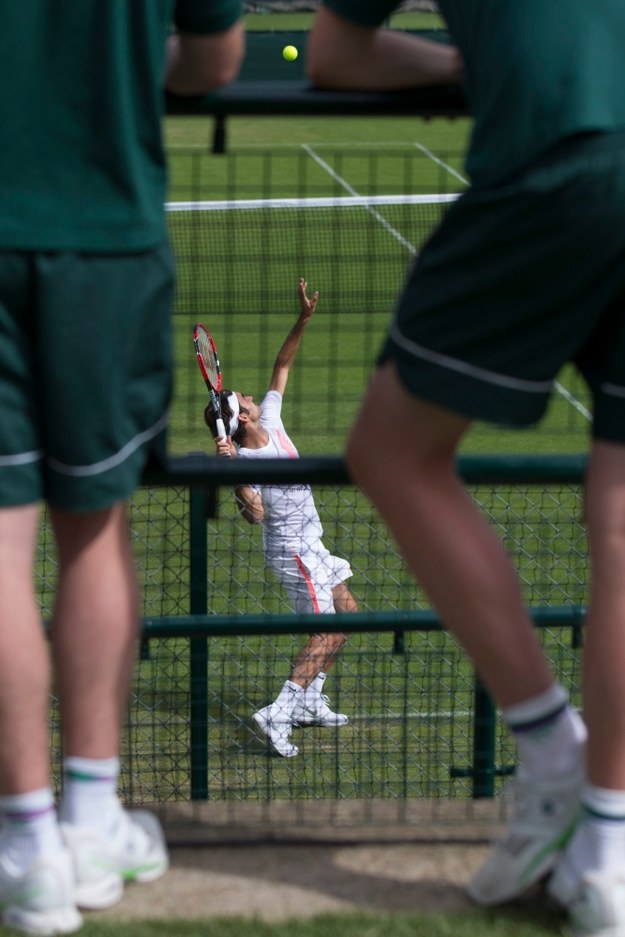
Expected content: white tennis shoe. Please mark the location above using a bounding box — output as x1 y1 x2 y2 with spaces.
61 809 169 910
0 845 82 935
468 766 583 906
253 704 298 757
292 693 348 728
549 870 625 937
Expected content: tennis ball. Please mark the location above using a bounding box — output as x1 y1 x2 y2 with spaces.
282 44 298 62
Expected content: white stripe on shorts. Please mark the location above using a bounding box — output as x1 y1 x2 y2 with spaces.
602 382 625 399
46 411 168 478
389 322 554 394
0 449 42 467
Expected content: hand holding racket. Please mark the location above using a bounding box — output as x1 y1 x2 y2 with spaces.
192 323 230 456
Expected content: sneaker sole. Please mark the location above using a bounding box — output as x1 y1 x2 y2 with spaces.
468 822 578 906
75 871 124 911
252 713 298 757
3 904 83 935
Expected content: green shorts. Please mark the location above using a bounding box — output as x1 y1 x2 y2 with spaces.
380 130 625 441
0 243 174 510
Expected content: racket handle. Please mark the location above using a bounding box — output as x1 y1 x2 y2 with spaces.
215 418 231 458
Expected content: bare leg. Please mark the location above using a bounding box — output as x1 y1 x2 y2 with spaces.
0 505 50 794
345 362 553 707
582 440 625 788
288 583 356 688
50 503 140 759
289 632 348 688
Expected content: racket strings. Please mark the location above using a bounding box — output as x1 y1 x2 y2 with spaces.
196 331 219 387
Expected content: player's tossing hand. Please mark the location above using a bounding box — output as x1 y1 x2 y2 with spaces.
298 276 318 322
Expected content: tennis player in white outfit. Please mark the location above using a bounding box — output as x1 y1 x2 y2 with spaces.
206 278 358 757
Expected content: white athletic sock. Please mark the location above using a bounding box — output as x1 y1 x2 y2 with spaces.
272 681 302 719
0 787 63 869
310 672 327 697
59 756 122 837
560 784 625 885
502 684 587 779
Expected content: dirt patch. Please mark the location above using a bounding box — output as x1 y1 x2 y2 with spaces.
91 842 492 922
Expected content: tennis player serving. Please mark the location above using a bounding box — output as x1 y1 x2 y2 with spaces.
205 278 358 757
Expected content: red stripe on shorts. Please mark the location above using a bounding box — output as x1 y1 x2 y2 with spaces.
293 554 321 614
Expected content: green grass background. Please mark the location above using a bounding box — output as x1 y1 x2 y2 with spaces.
1 906 567 937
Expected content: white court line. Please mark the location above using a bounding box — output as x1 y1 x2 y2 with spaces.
167 141 466 150
302 143 418 256
554 382 592 421
413 141 468 188
349 710 469 722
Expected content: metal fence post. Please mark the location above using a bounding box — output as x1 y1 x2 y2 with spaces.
471 676 497 798
189 486 210 800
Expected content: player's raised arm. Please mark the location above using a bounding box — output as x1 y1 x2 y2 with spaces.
269 278 318 396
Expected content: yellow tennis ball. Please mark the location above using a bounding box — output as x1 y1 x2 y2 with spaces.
282 44 298 62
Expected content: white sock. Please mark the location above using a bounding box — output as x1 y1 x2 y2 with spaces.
309 672 327 697
561 784 625 884
59 756 121 836
502 684 587 779
0 787 62 870
272 681 302 719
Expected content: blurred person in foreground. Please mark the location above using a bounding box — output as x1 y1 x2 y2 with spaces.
309 3 625 936
206 279 358 758
0 2 243 933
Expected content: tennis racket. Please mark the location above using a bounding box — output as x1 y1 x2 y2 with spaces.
193 323 226 440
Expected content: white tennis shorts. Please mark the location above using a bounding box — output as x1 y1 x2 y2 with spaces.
266 541 352 615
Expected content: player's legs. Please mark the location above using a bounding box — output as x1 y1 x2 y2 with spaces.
50 502 139 761
0 504 49 795
290 631 347 688
582 440 625 789
333 580 358 614
0 502 82 934
282 554 354 684
347 363 585 904
51 501 168 909
253 556 352 753
288 578 356 688
548 440 625 924
347 362 553 706
37 250 172 906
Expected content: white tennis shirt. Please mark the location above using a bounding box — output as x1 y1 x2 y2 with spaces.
237 391 324 555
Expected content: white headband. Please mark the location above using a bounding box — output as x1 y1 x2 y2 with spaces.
226 392 240 436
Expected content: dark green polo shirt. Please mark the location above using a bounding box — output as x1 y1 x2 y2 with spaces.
0 0 242 250
322 0 625 185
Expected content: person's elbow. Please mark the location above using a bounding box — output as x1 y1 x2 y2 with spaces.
166 25 245 95
306 50 338 89
306 34 335 88
307 11 372 90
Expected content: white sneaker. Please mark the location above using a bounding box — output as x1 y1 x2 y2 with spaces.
468 767 583 906
61 809 169 910
292 693 348 728
0 846 82 935
253 705 298 757
549 871 625 937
